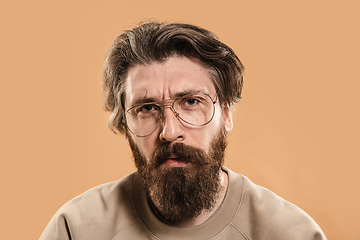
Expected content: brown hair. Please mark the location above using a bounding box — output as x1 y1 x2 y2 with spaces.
103 21 244 134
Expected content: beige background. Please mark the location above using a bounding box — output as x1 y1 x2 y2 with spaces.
1 0 359 239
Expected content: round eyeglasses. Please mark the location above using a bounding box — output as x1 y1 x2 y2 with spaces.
124 93 217 137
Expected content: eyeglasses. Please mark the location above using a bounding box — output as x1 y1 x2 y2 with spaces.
124 93 217 137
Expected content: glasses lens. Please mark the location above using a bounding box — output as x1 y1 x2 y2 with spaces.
125 93 215 137
125 103 162 137
173 94 215 126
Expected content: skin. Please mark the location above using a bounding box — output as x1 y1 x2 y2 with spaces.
124 56 234 227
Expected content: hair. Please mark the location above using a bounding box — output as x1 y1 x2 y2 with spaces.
103 21 244 134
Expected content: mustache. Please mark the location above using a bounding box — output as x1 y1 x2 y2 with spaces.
151 142 209 168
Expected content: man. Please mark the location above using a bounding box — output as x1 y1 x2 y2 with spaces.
40 22 327 239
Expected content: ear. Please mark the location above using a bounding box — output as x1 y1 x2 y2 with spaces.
223 102 233 132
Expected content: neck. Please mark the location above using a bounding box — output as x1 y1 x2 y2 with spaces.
162 169 229 228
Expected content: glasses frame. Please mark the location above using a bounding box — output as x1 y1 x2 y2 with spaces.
124 93 218 137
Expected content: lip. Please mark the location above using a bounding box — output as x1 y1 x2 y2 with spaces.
162 155 189 168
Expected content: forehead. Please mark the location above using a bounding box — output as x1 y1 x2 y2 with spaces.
124 57 216 107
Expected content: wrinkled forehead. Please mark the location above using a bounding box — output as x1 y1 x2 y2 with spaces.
123 57 216 108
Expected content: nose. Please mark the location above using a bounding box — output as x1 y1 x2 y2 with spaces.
159 106 185 142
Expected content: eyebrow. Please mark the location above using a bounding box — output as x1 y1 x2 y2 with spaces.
130 89 207 107
131 96 158 107
173 89 202 98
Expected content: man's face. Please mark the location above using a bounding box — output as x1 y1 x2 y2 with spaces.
124 56 233 160
124 56 233 220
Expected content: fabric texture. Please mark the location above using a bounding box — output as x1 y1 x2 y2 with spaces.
40 167 327 240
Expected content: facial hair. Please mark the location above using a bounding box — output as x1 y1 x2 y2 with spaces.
127 127 227 222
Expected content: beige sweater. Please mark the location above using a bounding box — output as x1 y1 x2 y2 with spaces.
40 167 326 240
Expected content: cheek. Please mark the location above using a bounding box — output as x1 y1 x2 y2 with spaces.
136 136 159 161
190 121 223 152
208 108 224 134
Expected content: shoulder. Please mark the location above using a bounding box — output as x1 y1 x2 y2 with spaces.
60 173 135 218
40 173 140 240
225 168 327 239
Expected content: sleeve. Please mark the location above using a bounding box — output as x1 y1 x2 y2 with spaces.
39 213 72 240
239 177 328 240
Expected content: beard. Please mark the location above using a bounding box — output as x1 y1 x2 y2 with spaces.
127 127 227 222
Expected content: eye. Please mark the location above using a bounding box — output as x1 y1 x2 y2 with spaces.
176 95 206 111
181 95 206 106
184 98 198 106
138 104 158 113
